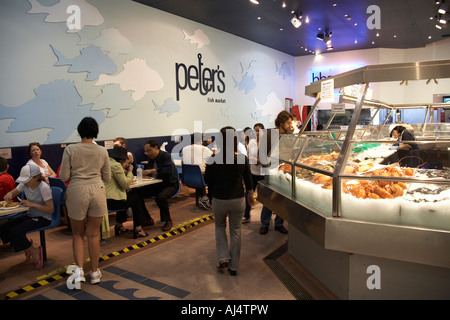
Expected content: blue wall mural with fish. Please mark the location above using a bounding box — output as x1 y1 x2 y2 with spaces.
0 0 295 149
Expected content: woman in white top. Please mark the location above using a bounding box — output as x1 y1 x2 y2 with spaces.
26 142 56 183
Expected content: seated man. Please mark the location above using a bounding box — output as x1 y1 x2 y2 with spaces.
181 133 212 209
139 140 178 231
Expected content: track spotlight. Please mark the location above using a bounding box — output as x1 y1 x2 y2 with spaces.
317 30 332 45
438 6 446 14
291 11 303 28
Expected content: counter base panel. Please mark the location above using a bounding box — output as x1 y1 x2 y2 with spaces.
289 226 450 299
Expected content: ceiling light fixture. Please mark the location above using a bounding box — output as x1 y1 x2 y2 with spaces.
249 0 260 4
436 24 443 29
438 6 446 14
317 29 332 45
291 11 303 28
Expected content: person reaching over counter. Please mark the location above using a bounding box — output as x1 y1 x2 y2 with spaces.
390 125 420 168
0 163 54 270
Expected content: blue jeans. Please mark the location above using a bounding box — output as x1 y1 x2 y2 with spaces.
260 206 284 227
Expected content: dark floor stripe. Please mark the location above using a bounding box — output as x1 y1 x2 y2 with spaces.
263 242 314 300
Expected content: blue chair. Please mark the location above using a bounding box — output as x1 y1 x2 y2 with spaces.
181 164 208 210
26 186 62 262
49 177 70 232
48 177 66 205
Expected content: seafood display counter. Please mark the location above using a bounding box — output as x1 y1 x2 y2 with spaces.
257 59 450 299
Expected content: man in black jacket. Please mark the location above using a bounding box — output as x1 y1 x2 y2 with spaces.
141 140 179 231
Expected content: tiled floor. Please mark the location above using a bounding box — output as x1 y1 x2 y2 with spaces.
0 185 336 301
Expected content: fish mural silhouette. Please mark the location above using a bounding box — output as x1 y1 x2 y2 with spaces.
233 73 256 95
27 0 104 32
77 27 133 58
0 80 105 144
275 62 291 79
182 29 210 48
50 45 117 81
96 58 164 101
152 98 181 117
87 84 135 118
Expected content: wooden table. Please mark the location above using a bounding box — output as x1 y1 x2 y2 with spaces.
129 177 162 189
0 205 29 219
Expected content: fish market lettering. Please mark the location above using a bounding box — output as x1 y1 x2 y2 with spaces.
175 54 226 101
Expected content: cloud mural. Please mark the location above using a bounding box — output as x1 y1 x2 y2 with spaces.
0 80 105 144
96 58 164 101
182 29 210 48
27 0 104 32
51 45 117 81
251 92 283 124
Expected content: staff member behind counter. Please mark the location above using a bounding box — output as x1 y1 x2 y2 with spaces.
390 125 420 168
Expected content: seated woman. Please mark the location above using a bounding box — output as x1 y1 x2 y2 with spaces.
0 163 54 269
105 145 153 238
26 142 56 184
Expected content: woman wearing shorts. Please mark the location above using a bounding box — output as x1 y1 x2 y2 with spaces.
59 117 111 285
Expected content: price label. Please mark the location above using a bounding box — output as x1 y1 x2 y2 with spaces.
331 103 346 114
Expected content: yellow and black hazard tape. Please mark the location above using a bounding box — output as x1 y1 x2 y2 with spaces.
3 214 214 300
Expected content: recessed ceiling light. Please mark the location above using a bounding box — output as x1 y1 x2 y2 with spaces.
280 28 283 31
305 16 310 23
372 41 375 44
354 40 358 44
428 36 432 39
282 2 286 8
249 0 260 4
376 32 380 37
332 3 337 7
394 35 397 38
257 16 261 20
354 23 358 26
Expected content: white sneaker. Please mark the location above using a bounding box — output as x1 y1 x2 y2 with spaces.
90 269 102 284
79 268 86 282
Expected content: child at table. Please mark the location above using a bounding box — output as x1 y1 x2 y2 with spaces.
0 156 16 201
0 163 54 269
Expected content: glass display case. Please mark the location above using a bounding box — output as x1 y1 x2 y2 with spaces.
257 60 450 296
269 133 450 232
